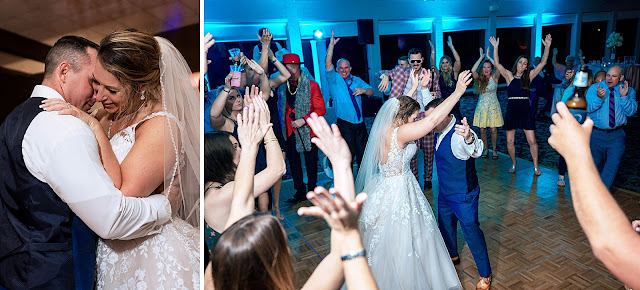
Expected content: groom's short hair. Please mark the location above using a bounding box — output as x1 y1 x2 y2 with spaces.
44 36 99 78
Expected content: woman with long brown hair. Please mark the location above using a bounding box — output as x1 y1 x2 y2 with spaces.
490 34 552 174
472 46 503 159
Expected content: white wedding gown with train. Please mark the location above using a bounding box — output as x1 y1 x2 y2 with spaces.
358 128 462 290
95 112 199 290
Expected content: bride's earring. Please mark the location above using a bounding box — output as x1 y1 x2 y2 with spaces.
140 90 146 100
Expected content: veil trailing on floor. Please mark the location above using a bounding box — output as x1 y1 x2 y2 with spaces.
156 36 200 227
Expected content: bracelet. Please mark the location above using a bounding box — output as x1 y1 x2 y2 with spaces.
341 250 366 261
465 134 476 145
223 88 231 93
270 58 278 63
264 137 278 145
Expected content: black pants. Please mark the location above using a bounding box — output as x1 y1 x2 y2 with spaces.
285 133 318 199
336 118 368 167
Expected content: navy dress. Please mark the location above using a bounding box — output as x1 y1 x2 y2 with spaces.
439 74 462 121
504 77 535 130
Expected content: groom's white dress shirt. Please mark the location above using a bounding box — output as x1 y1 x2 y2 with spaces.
435 116 484 160
22 85 171 240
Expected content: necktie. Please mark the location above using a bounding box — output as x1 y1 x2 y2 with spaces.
344 77 362 121
609 87 616 129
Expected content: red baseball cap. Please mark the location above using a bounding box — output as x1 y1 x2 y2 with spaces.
282 53 303 64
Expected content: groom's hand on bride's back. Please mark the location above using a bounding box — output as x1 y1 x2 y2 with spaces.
153 184 182 215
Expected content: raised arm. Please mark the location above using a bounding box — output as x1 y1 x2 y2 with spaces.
429 39 438 75
325 29 340 71
530 34 552 81
209 73 234 129
245 58 270 100
485 49 502 82
257 29 271 75
447 36 461 79
471 47 485 79
552 48 558 66
203 33 214 76
548 102 640 289
577 49 585 66
490 36 512 83
397 70 472 144
268 48 290 88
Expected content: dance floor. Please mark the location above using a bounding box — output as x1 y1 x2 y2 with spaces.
277 151 640 289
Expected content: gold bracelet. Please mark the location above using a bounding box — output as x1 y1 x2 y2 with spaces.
264 138 278 145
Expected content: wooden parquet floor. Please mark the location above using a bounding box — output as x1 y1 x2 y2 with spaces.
276 152 640 289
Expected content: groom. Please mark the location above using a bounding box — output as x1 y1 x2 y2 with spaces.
0 36 172 289
425 98 493 290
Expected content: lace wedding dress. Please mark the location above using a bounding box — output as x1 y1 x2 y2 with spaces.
95 112 199 290
358 127 462 290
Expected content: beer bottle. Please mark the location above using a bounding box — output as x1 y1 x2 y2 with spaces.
566 66 588 123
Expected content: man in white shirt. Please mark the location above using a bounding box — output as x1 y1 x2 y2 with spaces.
425 98 492 290
0 36 172 289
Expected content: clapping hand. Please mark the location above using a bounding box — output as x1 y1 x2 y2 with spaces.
454 117 473 143
620 80 629 97
454 70 473 96
306 113 351 169
40 99 98 128
419 68 431 89
236 101 270 149
245 58 265 76
548 102 593 161
203 33 214 74
479 47 484 59
409 69 420 90
297 187 367 233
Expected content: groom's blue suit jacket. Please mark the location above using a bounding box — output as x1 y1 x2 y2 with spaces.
0 97 95 289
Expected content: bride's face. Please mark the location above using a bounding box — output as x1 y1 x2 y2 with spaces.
408 111 418 123
230 135 241 165
92 60 126 114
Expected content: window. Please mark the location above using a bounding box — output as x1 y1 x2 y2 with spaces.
379 33 432 70
442 30 485 73
496 27 532 84
580 21 607 62
614 18 638 60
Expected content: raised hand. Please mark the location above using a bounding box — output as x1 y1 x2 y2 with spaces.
409 69 420 90
224 73 236 89
251 92 272 132
454 70 473 96
420 68 431 88
243 85 260 106
485 46 490 59
257 28 272 46
553 47 559 55
479 47 484 59
378 75 390 93
596 85 606 99
542 34 552 47
548 102 593 161
306 112 351 167
297 187 367 233
40 99 98 128
330 29 340 46
454 117 473 142
429 39 435 54
245 58 265 76
236 102 269 148
203 33 214 73
489 36 499 48
447 36 454 48
620 80 629 97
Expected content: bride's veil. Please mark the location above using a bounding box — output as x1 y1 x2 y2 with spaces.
355 98 400 193
156 36 200 227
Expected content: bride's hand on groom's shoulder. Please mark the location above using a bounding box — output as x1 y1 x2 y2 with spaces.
40 98 98 128
306 113 351 168
297 186 367 233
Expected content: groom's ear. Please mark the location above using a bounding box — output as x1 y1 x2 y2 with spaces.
58 62 71 83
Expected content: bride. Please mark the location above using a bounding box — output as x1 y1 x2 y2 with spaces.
355 69 473 289
42 30 200 288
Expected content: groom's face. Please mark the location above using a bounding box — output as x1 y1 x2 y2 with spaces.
65 48 98 111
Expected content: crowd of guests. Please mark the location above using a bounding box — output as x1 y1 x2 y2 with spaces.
203 27 638 289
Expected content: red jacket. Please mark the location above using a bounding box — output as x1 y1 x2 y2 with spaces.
285 80 326 137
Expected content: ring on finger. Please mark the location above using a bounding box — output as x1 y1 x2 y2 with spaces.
66 103 71 109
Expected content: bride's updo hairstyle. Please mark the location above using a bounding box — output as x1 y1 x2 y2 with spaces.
98 29 161 119
211 213 295 290
395 95 420 124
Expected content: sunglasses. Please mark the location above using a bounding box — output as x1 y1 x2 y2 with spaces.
410 59 422 64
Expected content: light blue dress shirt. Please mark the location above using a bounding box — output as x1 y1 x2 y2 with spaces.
586 80 637 129
325 69 373 124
